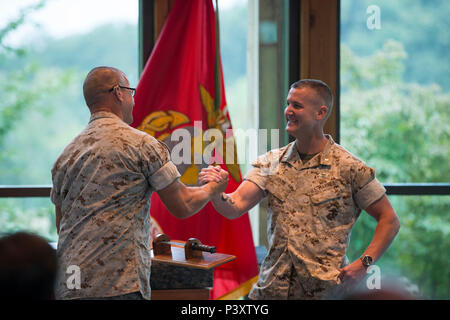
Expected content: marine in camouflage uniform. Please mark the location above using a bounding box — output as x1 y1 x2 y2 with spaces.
51 67 228 300
245 135 386 299
51 111 180 300
199 79 400 300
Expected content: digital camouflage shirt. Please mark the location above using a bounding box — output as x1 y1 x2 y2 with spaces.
245 135 386 300
51 111 180 300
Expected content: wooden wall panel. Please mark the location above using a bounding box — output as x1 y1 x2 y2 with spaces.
139 0 175 72
300 0 340 141
153 0 176 41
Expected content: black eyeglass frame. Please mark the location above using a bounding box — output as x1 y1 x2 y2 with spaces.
109 85 136 97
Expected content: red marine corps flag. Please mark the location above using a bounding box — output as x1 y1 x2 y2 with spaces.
131 0 258 299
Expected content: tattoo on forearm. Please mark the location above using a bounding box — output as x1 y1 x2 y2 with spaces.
221 192 235 205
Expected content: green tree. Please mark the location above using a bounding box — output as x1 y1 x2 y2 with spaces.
341 0 450 89
0 1 74 165
341 40 450 299
0 1 72 242
0 1 45 150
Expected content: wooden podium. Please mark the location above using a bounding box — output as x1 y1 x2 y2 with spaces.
150 234 235 300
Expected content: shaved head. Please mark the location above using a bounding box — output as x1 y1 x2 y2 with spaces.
83 66 126 109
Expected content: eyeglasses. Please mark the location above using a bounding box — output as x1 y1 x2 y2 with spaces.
109 85 136 97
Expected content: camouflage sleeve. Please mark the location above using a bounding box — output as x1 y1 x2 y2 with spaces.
140 135 181 191
50 187 60 206
352 161 386 210
50 162 62 206
243 151 278 195
244 167 268 195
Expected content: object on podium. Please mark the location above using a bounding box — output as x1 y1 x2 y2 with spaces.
150 234 236 300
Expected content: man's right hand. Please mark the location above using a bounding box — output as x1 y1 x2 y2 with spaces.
199 165 225 184
157 166 228 219
203 166 229 195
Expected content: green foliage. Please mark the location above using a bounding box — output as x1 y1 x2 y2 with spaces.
342 41 450 183
341 0 450 89
0 64 74 153
0 198 57 242
341 40 450 299
0 0 45 57
0 0 76 168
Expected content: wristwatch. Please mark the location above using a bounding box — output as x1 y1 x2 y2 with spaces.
360 255 373 267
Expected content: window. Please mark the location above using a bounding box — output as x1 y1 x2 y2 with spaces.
0 0 138 241
217 0 252 175
219 0 264 245
341 0 449 184
341 0 449 299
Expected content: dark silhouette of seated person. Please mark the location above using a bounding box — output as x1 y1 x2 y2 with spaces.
0 231 57 299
